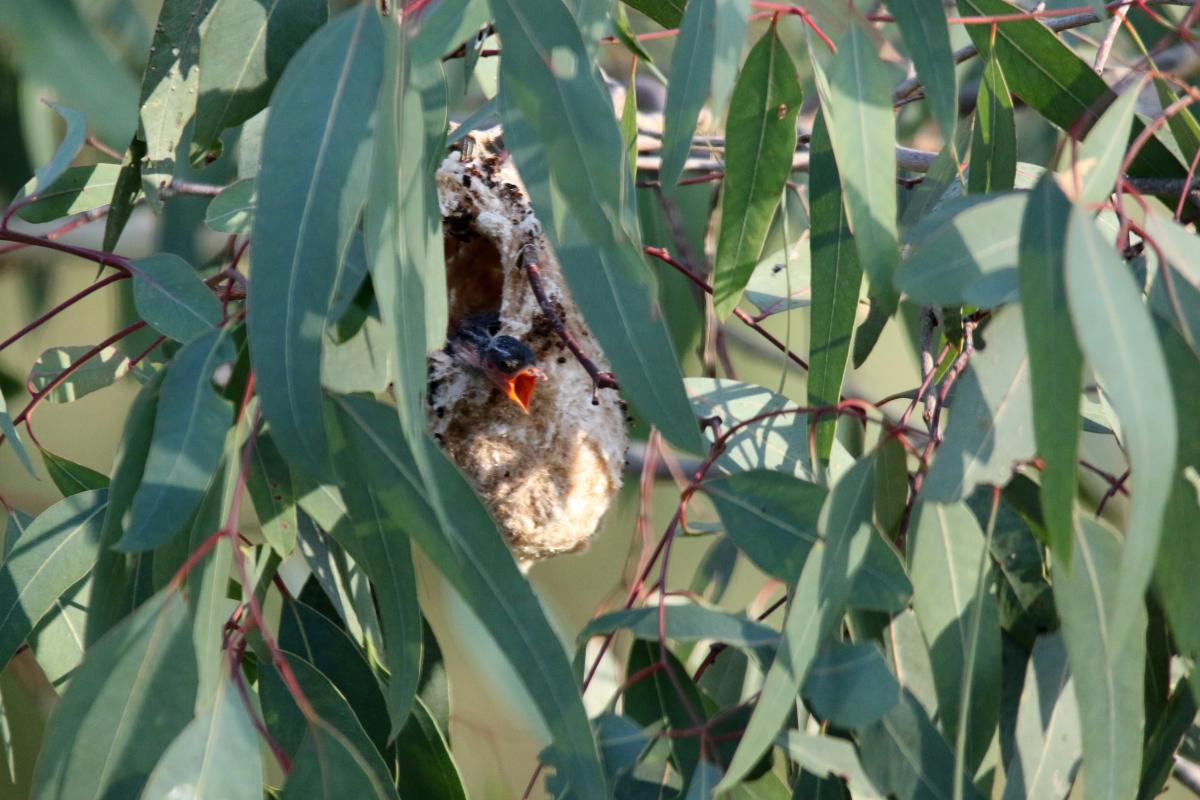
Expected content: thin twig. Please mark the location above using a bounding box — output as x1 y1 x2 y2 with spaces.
1094 6 1131 73
518 244 619 395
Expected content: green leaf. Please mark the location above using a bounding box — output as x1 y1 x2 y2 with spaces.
711 24 802 319
821 17 900 313
362 8 445 449
621 58 639 184
245 430 299 556
261 652 396 795
28 344 131 403
907 500 1000 775
137 0 216 204
248 3 381 482
118 327 234 551
873 435 908 537
30 589 197 800
578 603 779 651
326 433 424 739
325 394 606 798
621 0 685 27
777 731 883 797
281 719 397 800
394 697 467 800
742 242 812 318
922 305 1034 501
130 253 223 342
807 107 862 461
15 164 122 223
895 192 1025 308
20 102 87 202
103 139 145 252
687 761 722 799
625 641 706 794
803 641 899 729
956 0 1176 177
685 378 853 483
659 0 715 187
1051 516 1145 800
711 0 749 122
1056 80 1138 206
192 0 327 157
1065 208 1176 649
857 690 981 800
1018 176 1080 563
1151 322 1200 687
718 455 876 791
0 490 107 671
141 663 263 800
278 599 391 754
321 316 393 395
495 1 704 454
1138 679 1198 800
852 534 911 614
0 385 35 476
86 371 163 645
968 56 1016 194
701 470 825 581
1144 211 1200 356
204 177 255 234
40 449 109 497
0 5 136 147
889 0 956 143
1001 633 1081 800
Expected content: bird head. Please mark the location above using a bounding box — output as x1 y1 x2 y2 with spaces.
479 335 545 414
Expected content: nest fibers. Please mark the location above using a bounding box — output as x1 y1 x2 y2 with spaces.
427 132 628 564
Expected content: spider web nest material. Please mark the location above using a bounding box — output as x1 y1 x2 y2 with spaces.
428 129 628 564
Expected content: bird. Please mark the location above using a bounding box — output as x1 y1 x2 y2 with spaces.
443 312 545 414
427 130 627 566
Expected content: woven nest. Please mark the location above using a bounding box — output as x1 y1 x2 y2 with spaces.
427 131 628 564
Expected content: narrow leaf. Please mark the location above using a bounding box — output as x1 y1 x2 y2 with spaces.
889 0 956 143
28 345 130 403
140 663 263 800
281 720 396 800
803 641 900 729
1057 81 1139 206
118 327 234 551
495 1 704 453
659 0 716 187
130 253 223 342
1002 633 1081 800
807 107 862 460
907 500 1001 774
579 603 779 651
191 0 327 157
922 305 1034 501
0 386 35 476
968 55 1016 194
21 102 87 201
711 23 802 319
1052 516 1145 800
718 455 876 790
1065 208 1176 649
621 0 684 28
40 449 109 497
204 178 255 234
1018 176 1080 563
0 490 107 670
137 0 217 203
822 18 900 312
326 395 606 798
29 590 197 800
394 697 468 800
15 164 121 223
248 3 381 481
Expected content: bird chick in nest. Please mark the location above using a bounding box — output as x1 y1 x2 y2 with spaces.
428 139 627 565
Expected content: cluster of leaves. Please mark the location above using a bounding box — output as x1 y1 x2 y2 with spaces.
1 0 1200 798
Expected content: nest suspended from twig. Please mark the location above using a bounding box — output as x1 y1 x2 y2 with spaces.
427 130 628 564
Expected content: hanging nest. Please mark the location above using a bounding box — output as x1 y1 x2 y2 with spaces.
427 130 628 564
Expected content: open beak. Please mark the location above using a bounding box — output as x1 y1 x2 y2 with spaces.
502 367 544 414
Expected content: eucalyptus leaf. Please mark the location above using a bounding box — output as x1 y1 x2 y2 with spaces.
248 3 381 482
1002 633 1081 800
711 23 802 319
0 386 35 476
28 345 131 404
659 0 715 188
130 253 223 342
579 603 779 652
15 164 121 223
968 56 1016 195
1057 80 1139 206
204 177 255 234
40 449 109 497
889 0 956 143
0 490 107 671
803 641 899 729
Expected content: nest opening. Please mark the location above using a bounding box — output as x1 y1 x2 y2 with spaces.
443 212 505 334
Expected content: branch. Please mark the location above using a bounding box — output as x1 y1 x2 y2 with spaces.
518 243 619 395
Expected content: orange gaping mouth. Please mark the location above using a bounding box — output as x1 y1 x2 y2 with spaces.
504 369 542 414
